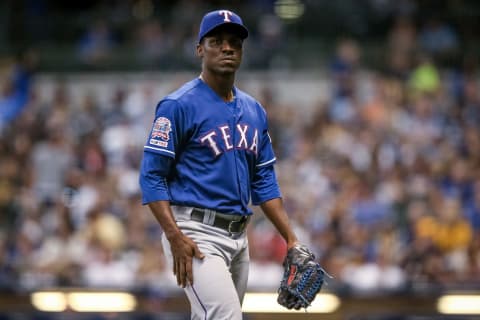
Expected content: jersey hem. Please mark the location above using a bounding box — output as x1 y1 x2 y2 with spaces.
252 195 282 206
144 146 176 157
256 157 276 167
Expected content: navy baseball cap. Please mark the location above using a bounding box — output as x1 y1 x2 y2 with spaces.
197 9 249 43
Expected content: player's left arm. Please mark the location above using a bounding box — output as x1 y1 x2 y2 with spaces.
260 197 299 250
251 104 299 248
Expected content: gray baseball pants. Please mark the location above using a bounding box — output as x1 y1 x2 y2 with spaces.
161 206 250 320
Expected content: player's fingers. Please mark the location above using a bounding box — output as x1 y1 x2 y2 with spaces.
173 256 178 276
185 238 204 260
175 260 181 285
192 244 204 260
186 256 194 285
177 258 186 287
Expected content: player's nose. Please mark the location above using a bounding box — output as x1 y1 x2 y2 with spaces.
220 40 235 52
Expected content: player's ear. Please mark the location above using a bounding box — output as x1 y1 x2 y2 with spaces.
196 43 204 58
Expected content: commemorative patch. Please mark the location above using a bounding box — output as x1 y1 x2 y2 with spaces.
151 117 172 141
150 139 168 147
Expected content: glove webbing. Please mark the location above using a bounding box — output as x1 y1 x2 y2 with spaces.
280 263 327 307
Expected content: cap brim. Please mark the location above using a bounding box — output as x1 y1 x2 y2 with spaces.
200 23 248 42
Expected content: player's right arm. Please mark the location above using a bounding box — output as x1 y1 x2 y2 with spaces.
139 99 204 288
146 199 204 288
139 152 204 288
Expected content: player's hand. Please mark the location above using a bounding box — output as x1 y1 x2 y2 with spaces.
169 233 204 287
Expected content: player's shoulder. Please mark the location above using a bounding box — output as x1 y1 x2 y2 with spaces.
160 78 203 107
166 78 201 100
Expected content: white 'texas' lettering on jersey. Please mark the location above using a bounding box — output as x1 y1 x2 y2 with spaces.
219 125 233 151
200 131 222 156
236 124 248 149
199 123 259 156
249 129 258 154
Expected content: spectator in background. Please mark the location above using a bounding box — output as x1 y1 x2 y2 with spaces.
82 212 137 288
0 232 16 290
70 93 103 141
0 152 21 231
460 75 480 127
468 234 480 281
350 180 391 228
464 179 480 232
408 54 440 95
386 16 417 79
418 15 459 66
329 38 361 124
439 157 473 204
101 87 129 127
415 197 472 254
77 19 116 67
135 20 172 67
30 125 73 204
415 196 473 282
252 13 285 69
330 38 360 92
341 247 406 293
438 197 472 254
0 49 37 133
29 205 82 287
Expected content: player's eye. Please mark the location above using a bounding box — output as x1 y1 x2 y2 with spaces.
229 38 243 49
207 37 242 49
208 38 223 47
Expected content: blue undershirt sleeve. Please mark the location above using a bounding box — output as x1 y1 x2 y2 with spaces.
251 164 281 205
139 151 174 205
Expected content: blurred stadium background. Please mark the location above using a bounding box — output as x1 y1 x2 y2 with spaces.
1 0 480 319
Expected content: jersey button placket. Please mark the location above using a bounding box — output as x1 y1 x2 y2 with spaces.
232 105 243 210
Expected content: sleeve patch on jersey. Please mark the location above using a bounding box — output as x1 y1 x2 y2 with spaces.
151 117 172 141
150 139 168 147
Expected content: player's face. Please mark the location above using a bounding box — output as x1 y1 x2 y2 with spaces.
197 28 243 75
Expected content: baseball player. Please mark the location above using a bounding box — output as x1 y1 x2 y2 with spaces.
139 9 300 320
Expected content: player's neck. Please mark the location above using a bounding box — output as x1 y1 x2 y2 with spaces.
199 73 235 102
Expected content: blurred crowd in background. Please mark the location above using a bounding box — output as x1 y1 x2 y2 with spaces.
0 0 479 300
1 0 479 71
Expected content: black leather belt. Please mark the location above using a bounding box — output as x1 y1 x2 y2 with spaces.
191 208 250 234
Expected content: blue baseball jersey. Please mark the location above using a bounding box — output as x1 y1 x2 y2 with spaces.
139 78 281 215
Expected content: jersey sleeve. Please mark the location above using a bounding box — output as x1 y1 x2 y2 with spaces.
144 99 185 158
139 152 174 204
251 164 281 205
251 103 281 204
255 105 276 168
